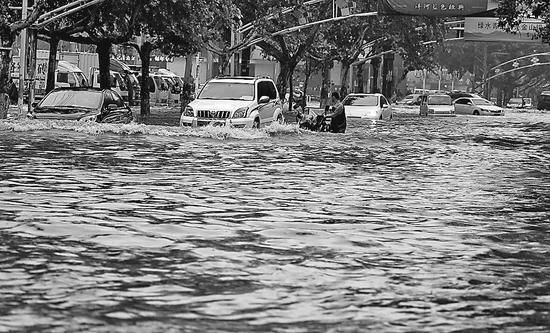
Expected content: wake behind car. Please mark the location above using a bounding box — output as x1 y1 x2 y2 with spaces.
343 93 393 120
180 76 284 128
27 87 133 123
419 94 456 117
454 97 504 116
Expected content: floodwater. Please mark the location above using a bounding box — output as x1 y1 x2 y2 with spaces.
0 108 549 332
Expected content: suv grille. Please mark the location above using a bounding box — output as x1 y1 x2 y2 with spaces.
197 110 231 119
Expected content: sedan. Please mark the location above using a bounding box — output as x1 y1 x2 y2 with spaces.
28 87 134 123
343 93 393 120
454 97 504 116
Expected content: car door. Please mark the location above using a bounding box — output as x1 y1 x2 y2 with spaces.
454 98 469 115
380 95 391 119
256 81 277 123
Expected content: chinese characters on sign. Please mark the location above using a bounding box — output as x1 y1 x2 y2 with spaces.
378 0 496 16
464 17 543 42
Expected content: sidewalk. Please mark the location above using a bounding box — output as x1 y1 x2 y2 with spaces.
6 104 182 126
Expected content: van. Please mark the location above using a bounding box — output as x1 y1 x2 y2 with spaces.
89 68 126 100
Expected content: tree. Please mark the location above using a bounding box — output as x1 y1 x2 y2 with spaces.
0 0 46 118
498 1 550 43
239 0 332 111
126 0 239 117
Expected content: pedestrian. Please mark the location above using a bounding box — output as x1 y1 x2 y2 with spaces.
325 91 346 133
8 78 18 105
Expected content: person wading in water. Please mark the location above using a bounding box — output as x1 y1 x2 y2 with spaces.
325 92 346 133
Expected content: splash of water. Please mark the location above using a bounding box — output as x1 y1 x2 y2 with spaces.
0 119 304 140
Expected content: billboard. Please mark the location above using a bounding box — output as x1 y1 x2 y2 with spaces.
464 17 543 42
378 0 498 16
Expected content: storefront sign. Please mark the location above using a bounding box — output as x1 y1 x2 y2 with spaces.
378 0 498 16
464 17 543 42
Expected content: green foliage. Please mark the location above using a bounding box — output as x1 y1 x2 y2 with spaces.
498 0 550 43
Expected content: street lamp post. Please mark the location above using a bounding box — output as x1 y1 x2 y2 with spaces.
18 0 28 116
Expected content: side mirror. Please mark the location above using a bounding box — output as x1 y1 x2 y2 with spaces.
31 102 38 108
382 104 389 108
259 96 270 104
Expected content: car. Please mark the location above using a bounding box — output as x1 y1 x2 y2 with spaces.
454 97 504 116
27 87 133 123
180 76 284 128
537 91 550 110
419 94 456 117
447 91 481 102
399 93 423 106
342 93 393 120
507 97 532 108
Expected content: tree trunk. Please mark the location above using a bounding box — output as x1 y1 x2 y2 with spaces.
139 42 152 118
320 61 331 109
46 37 59 93
356 63 364 93
184 54 193 82
97 40 111 89
370 57 381 93
340 61 351 97
0 49 11 119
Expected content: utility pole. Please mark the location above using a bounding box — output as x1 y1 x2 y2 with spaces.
18 0 28 116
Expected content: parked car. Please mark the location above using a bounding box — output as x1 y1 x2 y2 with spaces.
180 76 284 128
27 87 133 123
454 97 504 116
342 93 393 120
419 94 456 117
447 91 481 102
507 97 532 108
399 93 423 106
537 91 550 110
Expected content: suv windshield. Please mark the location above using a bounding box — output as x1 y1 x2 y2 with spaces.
38 90 102 110
199 82 254 101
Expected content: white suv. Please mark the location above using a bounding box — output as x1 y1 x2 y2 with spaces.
180 77 284 128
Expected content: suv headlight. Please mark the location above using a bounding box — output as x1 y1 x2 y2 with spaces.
233 107 248 119
183 106 194 117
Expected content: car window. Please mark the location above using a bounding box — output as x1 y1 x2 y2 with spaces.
428 95 452 105
472 98 491 105
103 90 115 108
455 98 468 105
110 90 125 107
257 81 277 101
344 95 378 106
381 96 388 106
57 72 69 84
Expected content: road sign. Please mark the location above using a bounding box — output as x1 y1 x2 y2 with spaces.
378 0 498 16
464 17 544 42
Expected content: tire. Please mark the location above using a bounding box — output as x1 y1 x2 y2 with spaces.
252 118 261 129
473 110 480 116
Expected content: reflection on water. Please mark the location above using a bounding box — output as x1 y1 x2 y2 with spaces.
1 109 550 332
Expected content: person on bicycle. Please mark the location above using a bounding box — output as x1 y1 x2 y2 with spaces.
325 92 346 133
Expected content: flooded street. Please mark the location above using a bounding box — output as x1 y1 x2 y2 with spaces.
1 109 549 332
